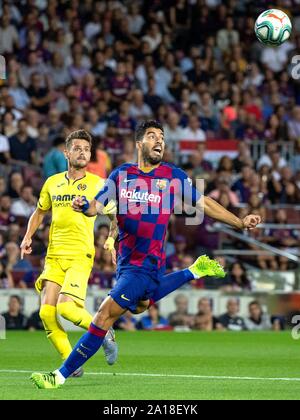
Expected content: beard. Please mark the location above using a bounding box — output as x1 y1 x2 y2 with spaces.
69 158 87 169
141 144 162 165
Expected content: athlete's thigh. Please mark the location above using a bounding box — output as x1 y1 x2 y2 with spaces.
60 258 92 307
35 257 66 294
109 269 151 313
41 280 61 306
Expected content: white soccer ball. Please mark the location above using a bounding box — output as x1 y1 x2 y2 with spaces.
254 9 292 46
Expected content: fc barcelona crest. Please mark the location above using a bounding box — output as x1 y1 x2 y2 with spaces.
77 183 87 191
156 179 167 190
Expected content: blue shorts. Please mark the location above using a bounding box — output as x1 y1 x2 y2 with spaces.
109 266 161 313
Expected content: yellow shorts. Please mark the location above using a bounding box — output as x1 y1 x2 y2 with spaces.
35 256 93 307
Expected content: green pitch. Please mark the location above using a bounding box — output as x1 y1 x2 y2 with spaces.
1 331 300 400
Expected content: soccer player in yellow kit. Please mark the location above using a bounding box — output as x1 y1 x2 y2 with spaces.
20 130 118 374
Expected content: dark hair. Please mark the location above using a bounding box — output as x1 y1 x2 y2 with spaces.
65 129 92 150
249 300 261 309
135 120 164 142
10 295 22 305
53 136 65 148
230 262 250 288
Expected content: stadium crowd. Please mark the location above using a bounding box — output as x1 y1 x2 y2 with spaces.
0 0 300 296
1 294 284 331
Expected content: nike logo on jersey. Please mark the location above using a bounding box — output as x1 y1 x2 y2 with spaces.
121 294 130 301
57 182 66 187
123 179 133 183
70 283 79 288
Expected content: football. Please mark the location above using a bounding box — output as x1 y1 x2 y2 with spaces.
254 9 292 46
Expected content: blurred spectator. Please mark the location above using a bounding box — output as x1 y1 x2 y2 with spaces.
27 73 53 115
43 136 67 179
0 195 15 227
6 241 34 287
27 306 44 331
137 304 169 331
7 73 30 110
10 185 37 218
261 209 299 271
114 311 138 331
6 172 23 199
129 89 152 121
193 297 222 331
1 295 28 330
209 176 239 209
168 293 193 328
181 115 206 143
216 17 239 52
244 301 278 331
8 119 37 165
166 235 188 270
219 298 247 331
0 13 19 54
98 250 115 273
86 139 112 179
163 111 185 152
0 261 13 288
0 130 10 164
222 262 251 292
232 165 254 203
109 61 133 105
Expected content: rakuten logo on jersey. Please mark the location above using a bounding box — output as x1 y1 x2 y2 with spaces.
120 188 161 204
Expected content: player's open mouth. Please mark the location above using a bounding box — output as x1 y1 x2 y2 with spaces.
152 146 162 154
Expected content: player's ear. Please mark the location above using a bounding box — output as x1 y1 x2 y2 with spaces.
136 141 142 151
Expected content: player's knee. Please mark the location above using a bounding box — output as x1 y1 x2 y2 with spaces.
56 302 73 321
39 304 56 324
93 308 113 328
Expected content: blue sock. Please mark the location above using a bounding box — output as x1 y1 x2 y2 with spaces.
59 323 107 378
150 269 194 304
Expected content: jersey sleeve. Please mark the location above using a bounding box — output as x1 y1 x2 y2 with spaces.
95 168 119 209
37 179 52 211
172 167 202 207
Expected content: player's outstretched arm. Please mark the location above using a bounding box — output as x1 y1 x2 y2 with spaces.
20 208 48 259
202 196 261 230
72 197 103 216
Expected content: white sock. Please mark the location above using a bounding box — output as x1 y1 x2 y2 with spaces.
54 369 66 384
187 266 200 280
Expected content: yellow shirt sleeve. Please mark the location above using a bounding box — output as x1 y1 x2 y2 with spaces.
37 179 52 211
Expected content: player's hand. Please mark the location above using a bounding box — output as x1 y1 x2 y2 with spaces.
242 214 262 230
72 196 85 212
20 237 32 259
104 237 116 265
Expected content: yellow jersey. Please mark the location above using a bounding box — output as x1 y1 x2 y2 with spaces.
38 171 104 259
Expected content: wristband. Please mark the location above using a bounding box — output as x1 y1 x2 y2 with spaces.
81 198 90 213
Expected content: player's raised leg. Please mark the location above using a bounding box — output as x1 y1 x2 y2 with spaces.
31 296 124 389
149 255 225 306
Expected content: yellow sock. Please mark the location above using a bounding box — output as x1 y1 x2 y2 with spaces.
56 301 93 330
39 304 72 360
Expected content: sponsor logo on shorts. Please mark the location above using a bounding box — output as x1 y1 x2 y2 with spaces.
121 294 130 301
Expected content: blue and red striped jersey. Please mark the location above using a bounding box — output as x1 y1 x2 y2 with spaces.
95 162 201 272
